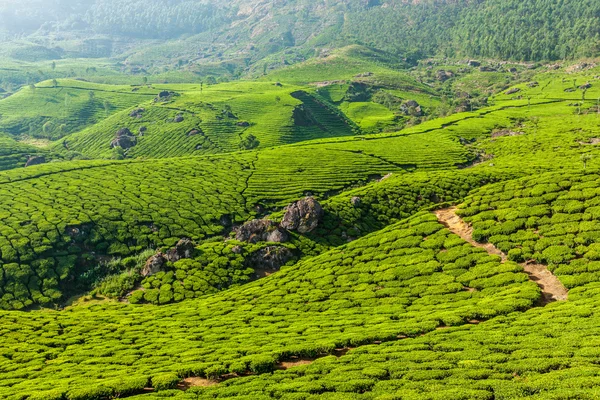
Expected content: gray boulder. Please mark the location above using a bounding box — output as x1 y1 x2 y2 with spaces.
236 219 288 244
165 238 195 262
247 246 294 276
142 253 167 277
281 197 324 233
111 128 137 149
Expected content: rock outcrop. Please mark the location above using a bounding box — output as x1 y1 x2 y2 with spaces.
129 108 145 118
165 238 195 262
236 219 288 244
436 70 454 82
281 197 324 234
247 246 294 275
142 253 167 277
111 128 137 149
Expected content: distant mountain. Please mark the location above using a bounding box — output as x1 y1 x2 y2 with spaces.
1 0 599 63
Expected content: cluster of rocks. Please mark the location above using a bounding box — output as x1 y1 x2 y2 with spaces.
435 70 454 82
235 197 325 244
505 88 521 95
246 246 295 275
154 91 175 102
400 100 422 116
110 128 137 149
141 198 325 281
235 219 289 243
142 238 196 277
129 108 145 118
173 114 184 123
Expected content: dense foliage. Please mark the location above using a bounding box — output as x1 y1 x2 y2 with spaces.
0 212 539 399
2 0 600 62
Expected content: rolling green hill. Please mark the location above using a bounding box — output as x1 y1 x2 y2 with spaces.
3 2 600 399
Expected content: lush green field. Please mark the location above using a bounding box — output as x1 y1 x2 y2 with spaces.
0 212 540 400
3 46 600 400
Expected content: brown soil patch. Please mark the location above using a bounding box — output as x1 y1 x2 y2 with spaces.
435 208 506 261
178 377 219 390
435 207 568 304
278 359 314 370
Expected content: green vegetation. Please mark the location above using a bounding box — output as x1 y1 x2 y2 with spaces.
0 212 539 399
3 2 600 399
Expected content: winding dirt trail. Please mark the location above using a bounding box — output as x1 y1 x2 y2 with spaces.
435 207 568 304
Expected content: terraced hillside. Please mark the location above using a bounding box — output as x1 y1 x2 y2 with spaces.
4 48 600 400
0 80 157 140
0 120 479 310
0 212 541 400
4 81 600 311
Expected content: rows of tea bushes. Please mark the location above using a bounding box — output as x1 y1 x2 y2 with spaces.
0 155 252 310
0 212 540 399
312 168 522 247
0 80 156 140
0 135 50 171
136 289 600 400
131 241 297 305
58 104 231 159
0 122 478 310
459 170 600 291
57 82 360 160
244 132 475 207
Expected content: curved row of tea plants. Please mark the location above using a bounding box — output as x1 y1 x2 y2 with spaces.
459 170 600 291
0 212 540 400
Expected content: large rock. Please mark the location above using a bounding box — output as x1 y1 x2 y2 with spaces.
435 70 454 82
142 253 167 277
236 219 288 244
111 135 136 149
165 238 195 262
247 246 294 276
129 108 145 118
111 128 137 149
281 197 324 233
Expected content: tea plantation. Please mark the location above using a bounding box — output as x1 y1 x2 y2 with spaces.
3 47 600 400
0 212 540 400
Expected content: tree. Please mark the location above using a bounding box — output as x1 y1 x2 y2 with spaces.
240 134 260 150
52 79 58 88
51 61 56 71
103 100 111 117
581 153 593 169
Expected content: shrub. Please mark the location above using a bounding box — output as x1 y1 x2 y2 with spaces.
151 373 180 390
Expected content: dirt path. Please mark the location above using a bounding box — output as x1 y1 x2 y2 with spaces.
435 207 568 304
